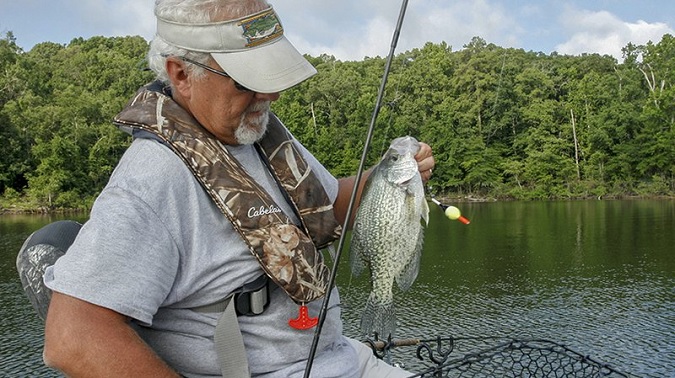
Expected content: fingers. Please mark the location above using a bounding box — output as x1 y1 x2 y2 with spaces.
421 168 433 183
416 142 435 170
416 142 435 183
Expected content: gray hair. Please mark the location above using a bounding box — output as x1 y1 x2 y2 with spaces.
148 0 269 83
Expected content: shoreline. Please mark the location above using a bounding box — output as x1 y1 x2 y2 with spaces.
2 194 672 215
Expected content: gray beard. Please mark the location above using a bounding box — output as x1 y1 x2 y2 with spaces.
235 107 270 145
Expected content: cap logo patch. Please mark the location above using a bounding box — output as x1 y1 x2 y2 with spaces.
239 9 283 48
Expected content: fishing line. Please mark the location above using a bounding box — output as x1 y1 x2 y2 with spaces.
379 80 402 157
303 0 410 376
485 48 508 143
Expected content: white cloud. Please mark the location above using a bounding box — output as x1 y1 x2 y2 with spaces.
284 13 396 60
627 20 673 45
68 0 154 41
6 1 670 62
111 1 155 40
281 0 524 61
556 8 674 60
405 0 523 51
275 0 398 60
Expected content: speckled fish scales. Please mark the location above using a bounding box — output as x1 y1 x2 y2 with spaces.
350 136 429 338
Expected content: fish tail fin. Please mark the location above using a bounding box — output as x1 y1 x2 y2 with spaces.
360 292 396 339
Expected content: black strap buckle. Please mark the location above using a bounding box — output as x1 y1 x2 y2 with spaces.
233 275 270 316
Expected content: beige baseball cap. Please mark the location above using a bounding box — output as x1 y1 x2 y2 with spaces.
156 6 317 93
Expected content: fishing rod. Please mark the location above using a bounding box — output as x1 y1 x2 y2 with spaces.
303 0 410 376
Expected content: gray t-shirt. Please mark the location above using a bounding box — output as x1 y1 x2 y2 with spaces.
45 136 359 377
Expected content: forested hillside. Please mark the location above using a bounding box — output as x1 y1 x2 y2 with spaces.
1 32 673 210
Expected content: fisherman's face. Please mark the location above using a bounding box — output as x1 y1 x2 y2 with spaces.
180 58 280 145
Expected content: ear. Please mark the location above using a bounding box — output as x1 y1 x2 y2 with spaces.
165 58 192 100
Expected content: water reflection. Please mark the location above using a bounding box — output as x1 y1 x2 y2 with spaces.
1 202 673 377
1 214 86 377
338 200 674 377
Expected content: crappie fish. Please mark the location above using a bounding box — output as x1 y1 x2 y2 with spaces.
350 136 429 338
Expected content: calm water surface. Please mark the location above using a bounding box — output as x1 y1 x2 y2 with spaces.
1 200 673 377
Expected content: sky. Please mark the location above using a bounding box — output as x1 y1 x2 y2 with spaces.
1 1 673 62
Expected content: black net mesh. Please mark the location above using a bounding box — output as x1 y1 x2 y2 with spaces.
364 336 634 378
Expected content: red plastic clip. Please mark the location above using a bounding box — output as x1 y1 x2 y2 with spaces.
288 304 318 330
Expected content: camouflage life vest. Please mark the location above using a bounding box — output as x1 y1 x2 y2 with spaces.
113 82 342 304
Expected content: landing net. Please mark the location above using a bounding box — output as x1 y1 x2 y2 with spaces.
363 336 634 377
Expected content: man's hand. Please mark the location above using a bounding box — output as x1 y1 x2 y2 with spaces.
416 142 435 183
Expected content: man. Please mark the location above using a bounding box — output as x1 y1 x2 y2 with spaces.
43 0 435 377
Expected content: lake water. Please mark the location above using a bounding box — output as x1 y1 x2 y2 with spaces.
1 200 673 377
